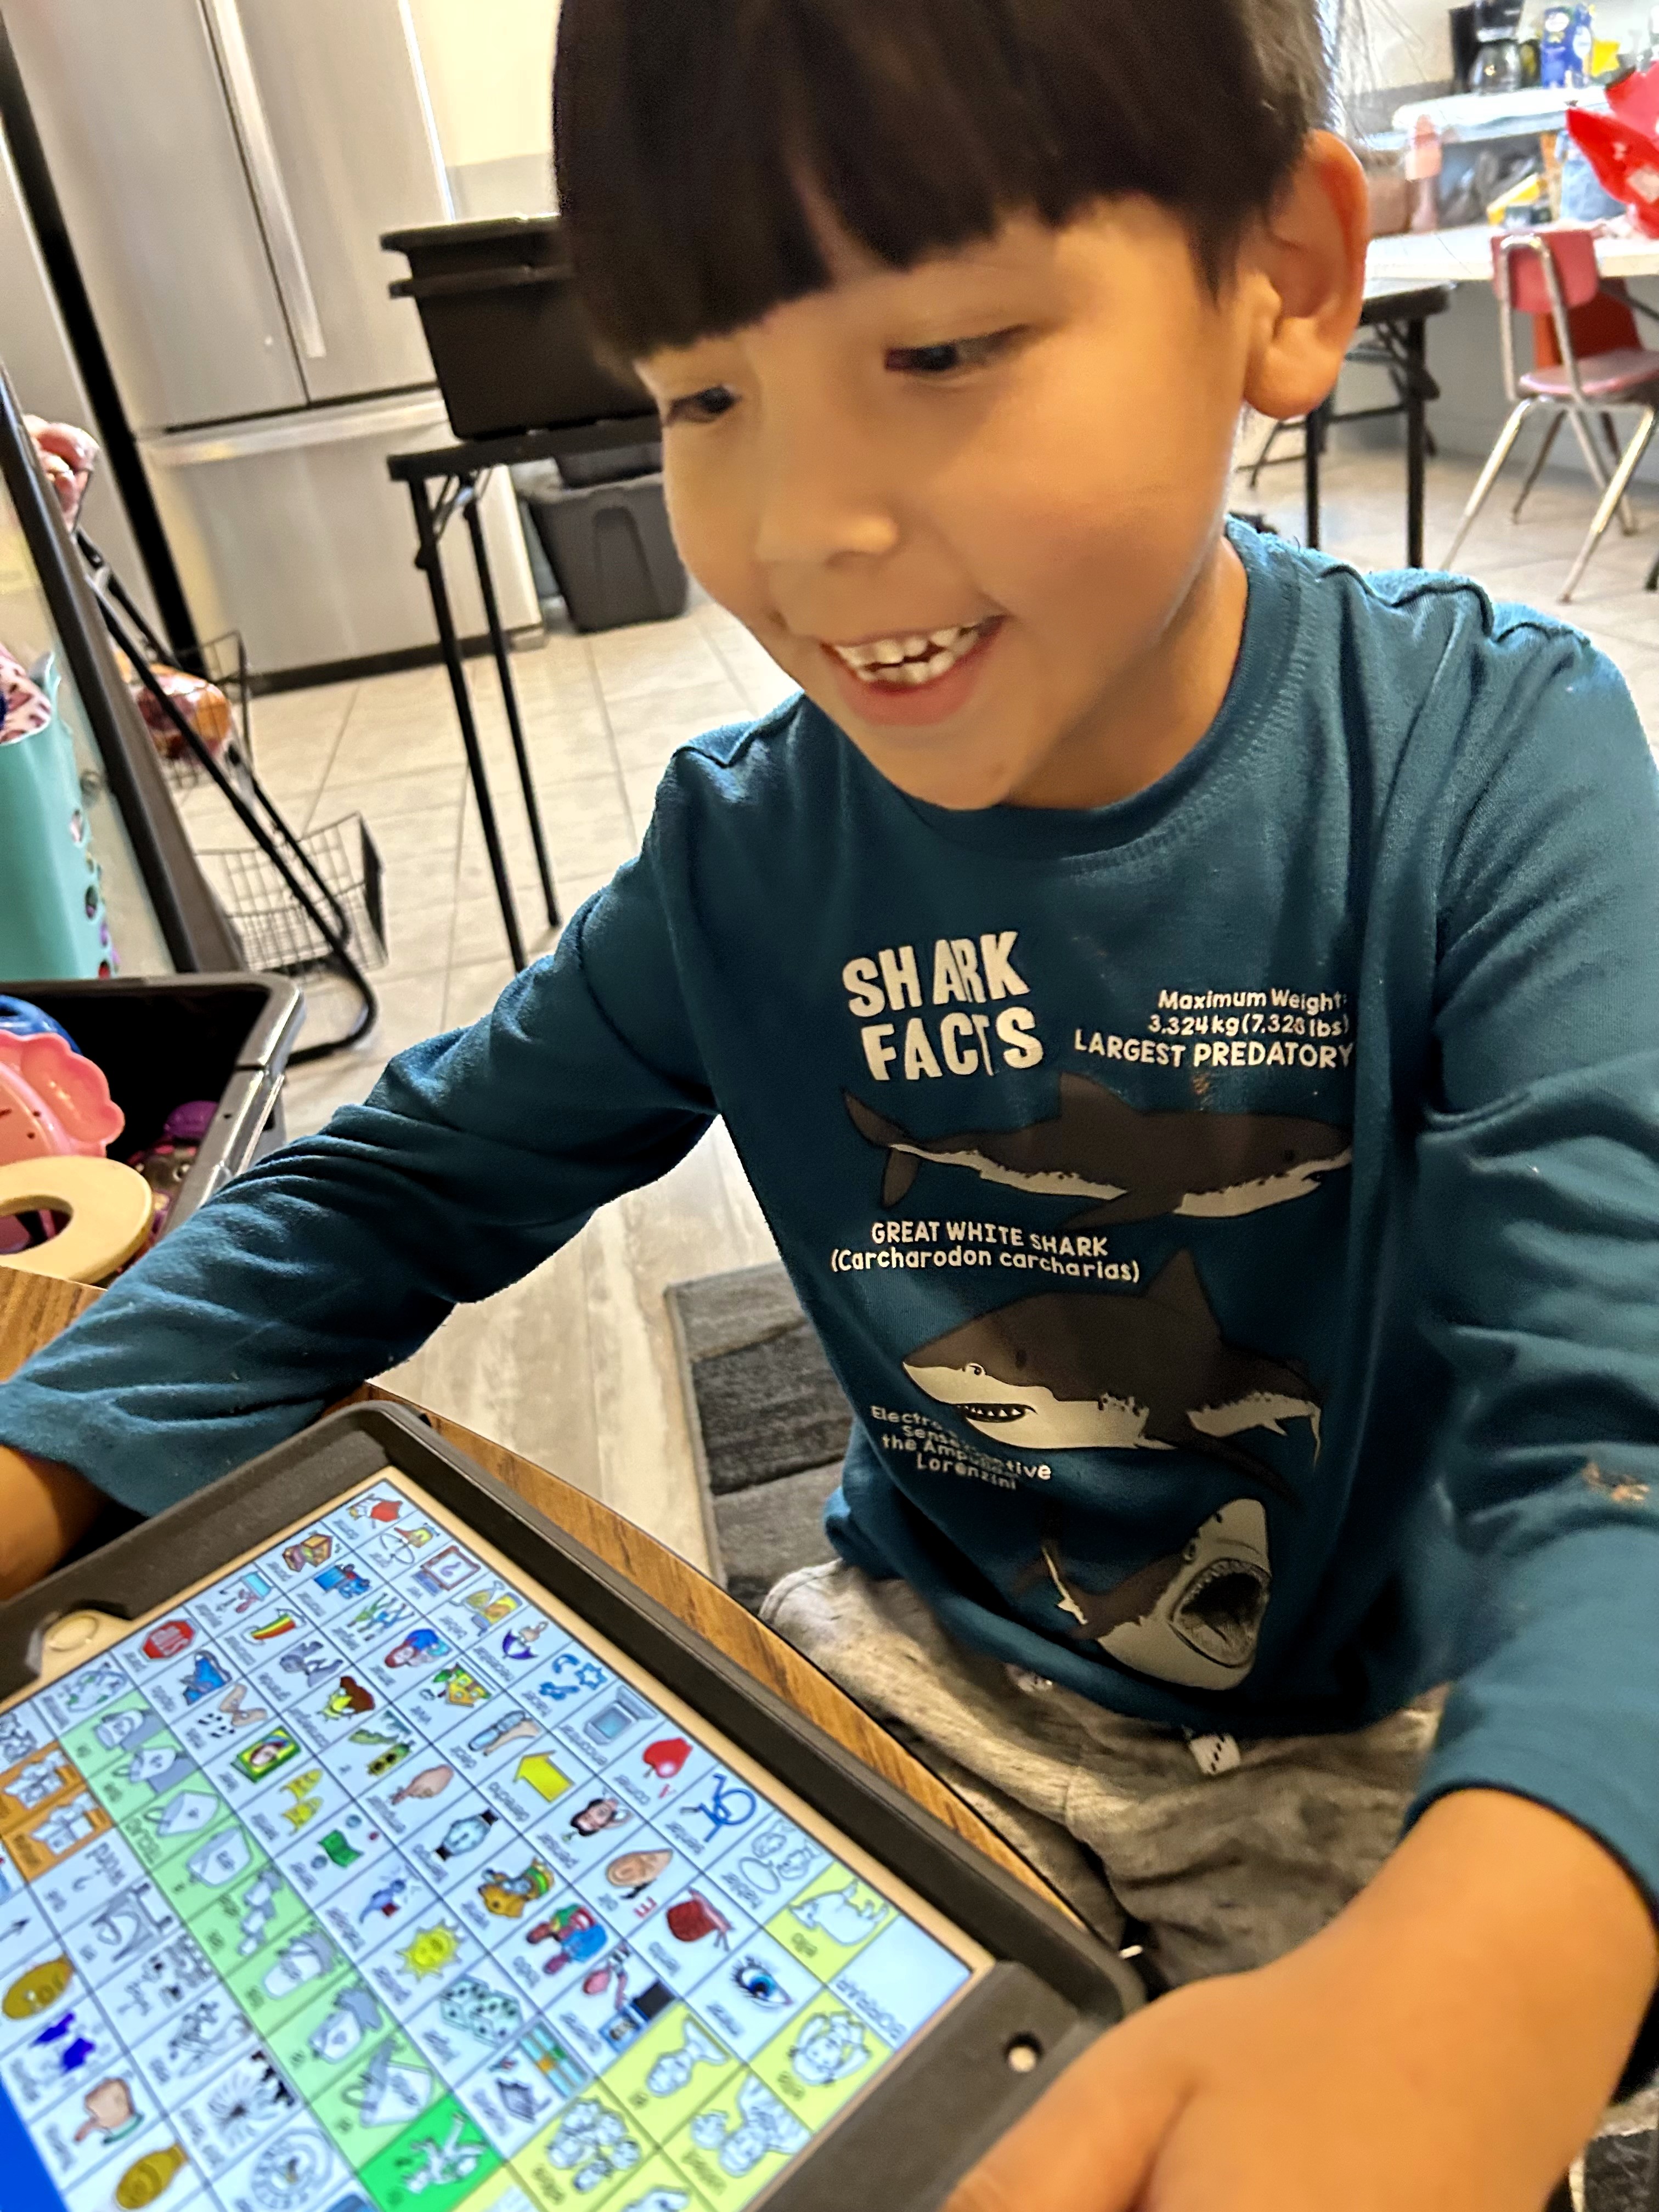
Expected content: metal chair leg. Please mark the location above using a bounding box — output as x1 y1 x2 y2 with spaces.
1563 405 1658 599
1566 405 1640 545
1600 410 1642 533
1248 418 1286 490
1443 399 1536 570
1513 409 1565 521
1568 405 1617 494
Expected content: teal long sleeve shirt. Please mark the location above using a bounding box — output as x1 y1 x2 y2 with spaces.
4 524 1659 1921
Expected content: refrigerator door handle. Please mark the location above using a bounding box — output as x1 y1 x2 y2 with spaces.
399 0 456 219
200 0 329 362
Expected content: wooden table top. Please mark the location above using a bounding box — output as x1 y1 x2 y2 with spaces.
0 1267 1065 1915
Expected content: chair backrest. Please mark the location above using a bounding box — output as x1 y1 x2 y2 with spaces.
1532 289 1640 368
1491 229 1606 404
1492 227 1602 314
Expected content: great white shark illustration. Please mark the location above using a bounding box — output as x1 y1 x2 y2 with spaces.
1034 1499 1272 1690
902 1251 1319 1499
845 1073 1352 1223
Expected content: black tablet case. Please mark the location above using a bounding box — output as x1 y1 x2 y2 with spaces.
0 1403 1142 2212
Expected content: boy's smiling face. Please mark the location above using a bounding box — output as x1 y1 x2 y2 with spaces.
636 151 1363 812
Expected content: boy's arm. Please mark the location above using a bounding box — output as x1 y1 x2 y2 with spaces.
1400 633 1659 1973
949 1788 1657 2212
0 842 714 1534
951 629 1659 2211
0 1444 98 1599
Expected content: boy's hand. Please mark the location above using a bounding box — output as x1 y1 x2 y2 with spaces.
0 1444 98 1598
949 1791 1658 2212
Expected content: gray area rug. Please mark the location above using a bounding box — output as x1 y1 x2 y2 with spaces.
666 1263 851 1613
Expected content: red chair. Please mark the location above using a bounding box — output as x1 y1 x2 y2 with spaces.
1441 228 1659 599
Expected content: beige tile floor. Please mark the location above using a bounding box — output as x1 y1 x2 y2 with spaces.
176 582 795 1566
1240 435 1659 733
172 444 1659 1567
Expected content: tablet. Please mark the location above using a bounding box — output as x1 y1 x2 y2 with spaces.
0 1406 1137 2212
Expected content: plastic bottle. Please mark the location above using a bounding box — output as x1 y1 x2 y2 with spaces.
1404 115 1443 231
1542 4 1572 86
1568 1 1595 84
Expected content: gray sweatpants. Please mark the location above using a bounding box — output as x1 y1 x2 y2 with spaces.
761 1560 1442 1989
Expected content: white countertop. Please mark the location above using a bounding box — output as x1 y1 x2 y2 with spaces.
1390 86 1606 140
1367 221 1659 287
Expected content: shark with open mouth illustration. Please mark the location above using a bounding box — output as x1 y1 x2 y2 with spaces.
901 1251 1319 1500
845 1073 1352 1223
1033 1499 1272 1690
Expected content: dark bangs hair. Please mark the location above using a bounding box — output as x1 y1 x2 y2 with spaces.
552 0 1331 363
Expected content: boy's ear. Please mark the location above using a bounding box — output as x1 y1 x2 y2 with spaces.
1240 132 1369 426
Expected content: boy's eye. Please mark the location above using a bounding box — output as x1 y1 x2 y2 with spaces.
658 326 1021 426
887 328 1023 379
660 386 738 428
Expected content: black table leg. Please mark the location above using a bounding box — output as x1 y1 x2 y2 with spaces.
1405 316 1427 568
463 490 558 928
1304 401 1325 550
406 477 527 973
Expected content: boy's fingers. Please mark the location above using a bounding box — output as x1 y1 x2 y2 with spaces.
945 2021 1186 2212
0 1446 97 1599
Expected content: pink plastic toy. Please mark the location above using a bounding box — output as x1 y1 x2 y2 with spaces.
0 1030 124 1165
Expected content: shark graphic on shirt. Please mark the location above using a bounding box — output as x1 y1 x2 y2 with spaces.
901 1251 1319 1500
845 1073 1352 1224
1029 1499 1273 1691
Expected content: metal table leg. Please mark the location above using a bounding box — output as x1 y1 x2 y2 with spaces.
1304 400 1325 550
462 490 558 928
406 476 527 973
1405 317 1427 568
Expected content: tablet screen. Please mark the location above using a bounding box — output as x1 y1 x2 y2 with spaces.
0 1470 988 2212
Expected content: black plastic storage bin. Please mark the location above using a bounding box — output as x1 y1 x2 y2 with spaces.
556 441 661 489
523 475 689 631
381 215 657 442
3 973 304 1237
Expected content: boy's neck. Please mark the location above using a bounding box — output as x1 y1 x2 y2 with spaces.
1006 529 1249 812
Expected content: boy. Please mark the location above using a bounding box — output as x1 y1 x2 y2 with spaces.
2 1 1657 2202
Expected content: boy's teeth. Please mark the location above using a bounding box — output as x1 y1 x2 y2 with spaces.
830 619 991 687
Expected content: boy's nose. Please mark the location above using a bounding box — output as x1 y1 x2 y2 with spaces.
751 424 901 571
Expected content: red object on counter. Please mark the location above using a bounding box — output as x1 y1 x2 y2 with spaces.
1567 65 1659 235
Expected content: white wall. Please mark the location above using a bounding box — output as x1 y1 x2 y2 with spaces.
409 0 560 215
1344 0 1453 88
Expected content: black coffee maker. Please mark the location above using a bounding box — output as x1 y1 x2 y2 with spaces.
1449 3 1480 88
1464 0 1526 90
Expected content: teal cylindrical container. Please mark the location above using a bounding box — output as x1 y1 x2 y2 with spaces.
0 657 114 979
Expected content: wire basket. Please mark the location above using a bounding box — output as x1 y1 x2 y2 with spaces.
153 630 256 802
202 814 387 977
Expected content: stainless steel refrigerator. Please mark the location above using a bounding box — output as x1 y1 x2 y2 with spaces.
1 0 540 680
0 121 157 631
